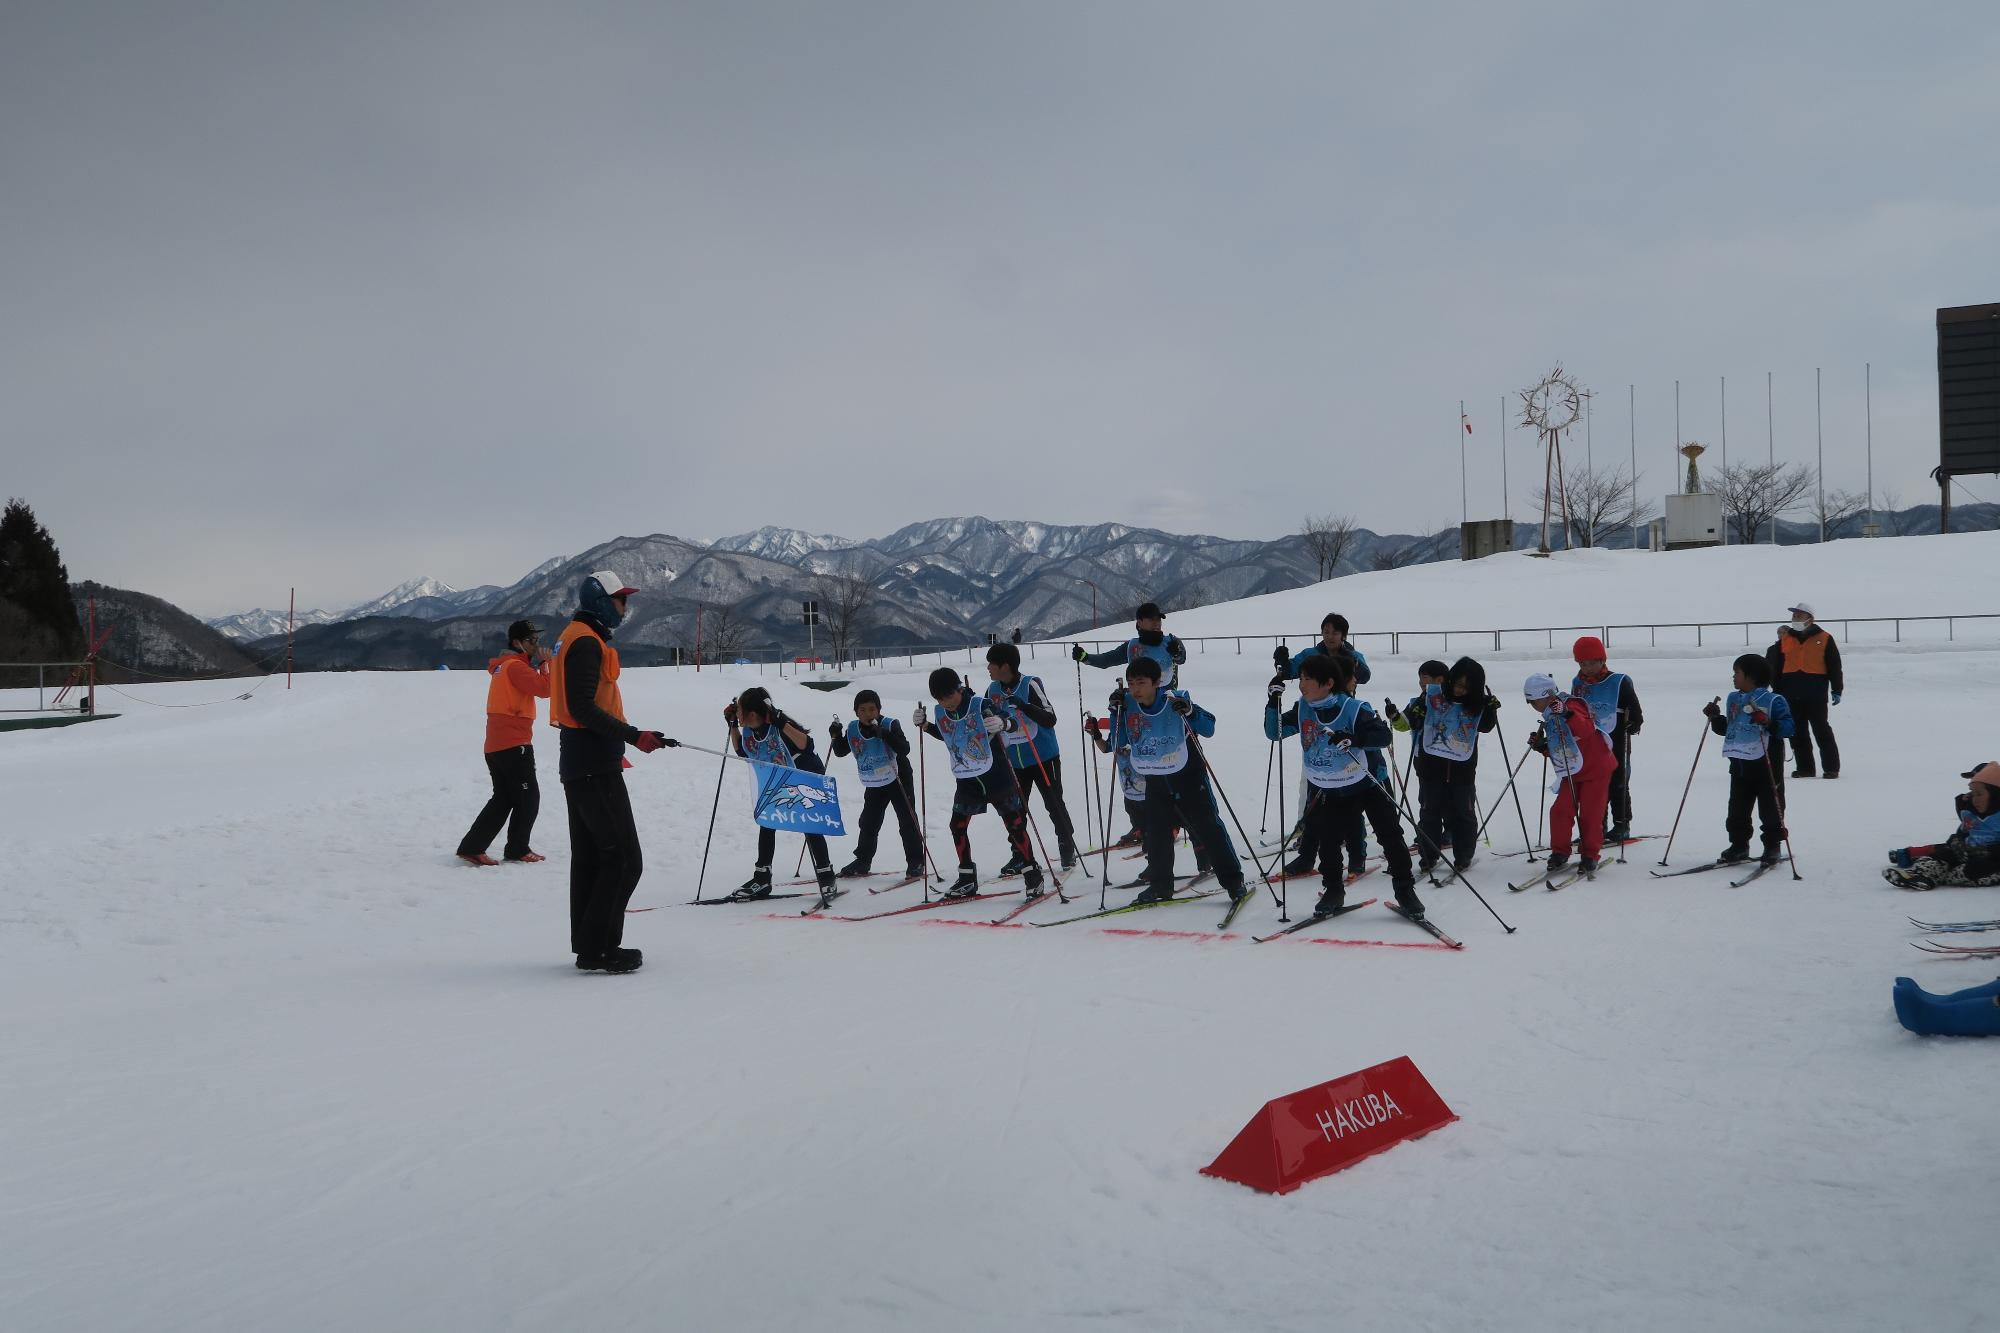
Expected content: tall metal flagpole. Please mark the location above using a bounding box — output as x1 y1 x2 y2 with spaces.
1674 378 1682 486
1816 366 1825 543
1767 371 1777 545
1629 384 1639 549
1719 376 1728 546
1459 399 1468 524
1866 362 1874 534
1500 394 1510 523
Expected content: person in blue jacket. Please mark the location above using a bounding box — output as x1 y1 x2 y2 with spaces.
826 689 926 881
1107 655 1244 906
1274 613 1372 876
914 668 1043 899
1074 602 1186 847
1266 653 1420 918
1701 653 1795 867
1884 762 2000 890
1389 657 1499 875
985 642 1080 870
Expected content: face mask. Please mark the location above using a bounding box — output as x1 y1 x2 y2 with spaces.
1137 628 1164 646
1790 617 1810 631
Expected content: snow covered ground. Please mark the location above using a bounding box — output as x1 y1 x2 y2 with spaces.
6 536 2000 1332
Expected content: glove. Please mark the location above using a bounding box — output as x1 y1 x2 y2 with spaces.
1484 690 1502 715
858 720 878 738
771 709 793 733
912 704 927 728
1071 644 1088 662
1108 686 1123 712
1170 694 1194 717
1702 700 1721 720
828 721 843 744
1265 679 1285 708
1272 644 1291 670
982 712 1007 734
1626 718 1640 734
1331 732 1354 750
633 730 669 753
1082 712 1098 732
1384 699 1401 721
1831 692 1841 706
1527 731 1546 754
723 701 739 725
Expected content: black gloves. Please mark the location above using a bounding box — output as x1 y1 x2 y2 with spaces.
1702 700 1721 720
828 720 843 743
1109 686 1124 712
858 720 878 738
1266 677 1286 708
1072 644 1089 662
1272 644 1291 670
1170 694 1194 717
1384 699 1402 721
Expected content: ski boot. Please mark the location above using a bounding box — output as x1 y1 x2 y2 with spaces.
905 861 927 881
1884 865 1938 890
1543 851 1570 873
577 947 643 974
1021 865 1046 898
1313 885 1345 917
1416 854 1440 879
1453 854 1476 875
837 857 873 879
1578 857 1600 876
732 867 774 901
1759 842 1783 867
1131 882 1179 905
1283 852 1315 877
1058 839 1079 871
1606 822 1631 844
997 852 1032 878
1716 845 1750 865
1393 880 1426 921
942 866 981 899
1791 767 1815 779
1113 827 1143 850
1221 874 1247 904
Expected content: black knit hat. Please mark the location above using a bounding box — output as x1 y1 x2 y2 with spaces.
507 619 540 644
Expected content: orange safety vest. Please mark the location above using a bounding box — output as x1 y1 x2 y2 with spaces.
1776 628 1832 677
484 652 551 752
549 620 624 729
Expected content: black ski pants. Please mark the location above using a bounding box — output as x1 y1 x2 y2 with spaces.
1780 678 1839 775
1140 763 1242 895
1293 776 1368 871
459 744 540 860
1415 772 1478 866
1012 754 1077 846
1725 748 1786 850
1607 731 1634 828
852 773 925 870
756 825 831 875
949 764 1034 871
1316 778 1416 891
563 771 643 956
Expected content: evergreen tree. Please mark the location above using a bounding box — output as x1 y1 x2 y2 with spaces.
0 498 85 665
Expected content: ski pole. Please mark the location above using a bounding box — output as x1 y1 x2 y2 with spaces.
1363 769 1515 933
1616 732 1632 864
915 709 937 902
1658 705 1715 866
1260 739 1276 833
1181 729 1282 909
1099 704 1124 909
1470 736 1535 855
991 687 1090 879
1762 728 1802 880
887 776 946 887
689 726 732 904
1535 747 1549 848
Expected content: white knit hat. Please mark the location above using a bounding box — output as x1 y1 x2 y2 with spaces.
1523 673 1561 702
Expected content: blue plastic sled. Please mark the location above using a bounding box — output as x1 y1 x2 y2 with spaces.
1894 975 2000 1036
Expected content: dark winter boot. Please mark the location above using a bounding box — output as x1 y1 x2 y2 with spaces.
905 860 927 881
1759 843 1783 867
1579 857 1600 876
1716 845 1750 864
1284 852 1315 877
734 867 774 900
1822 770 1839 780
815 866 840 907
942 866 980 898
1313 885 1345 917
1607 822 1631 843
1132 883 1179 905
1059 839 1079 870
577 947 643 973
837 857 872 879
1544 851 1570 872
1222 874 1247 904
1791 766 1815 779
1113 827 1143 849
1453 854 1476 874
1022 865 1046 898
1393 880 1426 921
998 852 1032 878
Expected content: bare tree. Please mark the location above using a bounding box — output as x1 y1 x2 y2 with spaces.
811 573 878 667
1371 526 1455 571
1299 513 1360 581
697 599 753 664
1718 461 1815 544
1810 487 1869 541
1528 464 1659 549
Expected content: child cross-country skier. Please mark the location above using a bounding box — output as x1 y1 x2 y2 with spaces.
1884 762 2000 890
985 642 1081 870
1074 601 1186 847
1265 654 1420 919
1390 657 1497 876
1571 636 1644 843
726 687 837 904
1277 613 1374 877
1108 656 1246 906
826 690 926 882
1524 673 1617 875
915 668 1044 899
1702 653 1794 868
1082 689 1214 886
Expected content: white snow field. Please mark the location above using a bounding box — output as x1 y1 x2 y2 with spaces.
6 534 2000 1333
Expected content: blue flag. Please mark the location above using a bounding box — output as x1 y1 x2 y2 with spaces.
750 761 846 837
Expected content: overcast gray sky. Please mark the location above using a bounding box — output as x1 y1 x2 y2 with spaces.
4 1 1995 615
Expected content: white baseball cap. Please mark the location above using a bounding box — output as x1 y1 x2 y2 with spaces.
1523 673 1561 702
589 569 639 597
1787 601 1814 618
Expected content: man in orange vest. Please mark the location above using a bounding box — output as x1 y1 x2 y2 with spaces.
550 571 676 973
1765 601 1842 779
456 619 553 866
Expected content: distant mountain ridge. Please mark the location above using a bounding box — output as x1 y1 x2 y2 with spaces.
218 506 2000 671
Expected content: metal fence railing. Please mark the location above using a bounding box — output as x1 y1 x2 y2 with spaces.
0 661 93 712
673 613 2000 677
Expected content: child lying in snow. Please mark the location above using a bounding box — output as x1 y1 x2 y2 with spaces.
1883 762 2000 890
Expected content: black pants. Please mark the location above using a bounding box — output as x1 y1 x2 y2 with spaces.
949 764 1033 870
1012 754 1077 846
1141 763 1242 894
853 776 925 869
1293 777 1368 870
1607 732 1633 828
1314 779 1415 890
563 771 643 956
1726 748 1786 849
1123 793 1210 871
1781 681 1839 775
1415 773 1478 866
757 825 830 875
458 745 540 859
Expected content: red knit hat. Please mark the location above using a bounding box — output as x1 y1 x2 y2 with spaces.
1573 635 1607 664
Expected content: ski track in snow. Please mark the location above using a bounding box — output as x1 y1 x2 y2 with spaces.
5 542 2000 1332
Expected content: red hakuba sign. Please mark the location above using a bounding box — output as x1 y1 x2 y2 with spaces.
1201 1056 1456 1194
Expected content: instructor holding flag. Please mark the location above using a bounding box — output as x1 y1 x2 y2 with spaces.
550 570 674 973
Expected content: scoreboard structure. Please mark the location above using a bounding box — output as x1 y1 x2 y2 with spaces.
1939 303 2000 530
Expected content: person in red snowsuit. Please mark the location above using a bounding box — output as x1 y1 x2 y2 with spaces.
1523 673 1618 870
